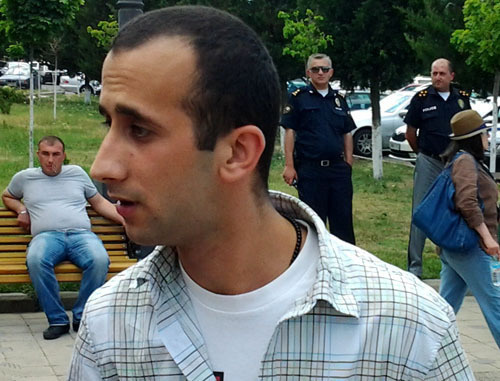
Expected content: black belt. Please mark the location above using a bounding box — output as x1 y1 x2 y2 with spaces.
298 157 344 167
420 150 441 161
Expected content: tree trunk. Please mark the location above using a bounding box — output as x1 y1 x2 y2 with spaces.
489 71 500 173
53 55 58 120
28 47 34 168
370 82 383 179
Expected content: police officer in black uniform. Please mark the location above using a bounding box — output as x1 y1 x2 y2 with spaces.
405 58 471 278
281 53 356 244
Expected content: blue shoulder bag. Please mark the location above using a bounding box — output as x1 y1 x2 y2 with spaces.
413 151 481 252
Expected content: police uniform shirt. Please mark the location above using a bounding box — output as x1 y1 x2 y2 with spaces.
281 85 356 161
404 85 471 155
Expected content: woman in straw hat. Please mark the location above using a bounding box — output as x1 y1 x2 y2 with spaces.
439 109 500 347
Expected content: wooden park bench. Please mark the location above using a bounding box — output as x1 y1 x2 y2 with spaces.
0 206 137 283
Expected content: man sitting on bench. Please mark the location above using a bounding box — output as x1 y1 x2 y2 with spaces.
1 136 124 340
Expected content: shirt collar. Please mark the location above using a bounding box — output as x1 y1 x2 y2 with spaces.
132 191 360 319
428 84 460 98
307 83 336 98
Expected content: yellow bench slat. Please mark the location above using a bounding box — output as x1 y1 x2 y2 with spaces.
0 206 136 284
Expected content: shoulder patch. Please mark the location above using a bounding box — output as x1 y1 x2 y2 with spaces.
283 104 293 114
418 89 428 98
459 90 470 97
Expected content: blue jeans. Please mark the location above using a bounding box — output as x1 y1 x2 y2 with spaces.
26 230 109 325
408 153 444 277
439 246 500 348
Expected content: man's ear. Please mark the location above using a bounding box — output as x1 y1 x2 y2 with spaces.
217 125 265 183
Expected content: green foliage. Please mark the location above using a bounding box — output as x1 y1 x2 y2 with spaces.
0 86 26 114
402 0 494 93
0 0 84 54
401 0 462 75
5 43 24 60
278 9 333 64
451 0 500 74
87 14 118 50
313 0 416 91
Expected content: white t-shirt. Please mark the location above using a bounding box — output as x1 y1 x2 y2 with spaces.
6 165 97 236
438 91 450 101
181 221 318 381
317 88 329 97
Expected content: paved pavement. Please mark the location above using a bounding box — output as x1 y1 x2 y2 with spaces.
0 295 499 380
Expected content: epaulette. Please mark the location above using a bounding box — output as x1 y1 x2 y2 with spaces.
291 87 306 97
459 90 470 97
418 89 428 98
336 92 345 99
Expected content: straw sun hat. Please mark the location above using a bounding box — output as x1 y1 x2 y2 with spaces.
449 109 487 140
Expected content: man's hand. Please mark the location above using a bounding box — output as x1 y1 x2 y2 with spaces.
2 189 31 232
282 165 297 186
405 125 419 153
17 211 31 233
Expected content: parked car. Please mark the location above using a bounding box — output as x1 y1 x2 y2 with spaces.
0 61 8 75
483 104 500 165
286 77 308 93
343 90 372 110
350 85 428 156
286 78 373 111
389 100 499 164
59 73 101 95
388 125 417 163
0 64 39 89
41 68 66 85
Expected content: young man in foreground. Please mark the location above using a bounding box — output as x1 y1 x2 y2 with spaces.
69 6 473 380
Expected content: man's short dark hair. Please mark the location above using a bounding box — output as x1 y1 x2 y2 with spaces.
111 6 281 194
38 136 65 152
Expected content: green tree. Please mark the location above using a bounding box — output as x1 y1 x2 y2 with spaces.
0 0 84 167
312 0 417 179
5 43 25 60
402 0 492 95
452 0 500 171
87 14 118 50
278 9 333 64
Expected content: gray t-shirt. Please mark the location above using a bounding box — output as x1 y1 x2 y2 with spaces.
7 165 98 236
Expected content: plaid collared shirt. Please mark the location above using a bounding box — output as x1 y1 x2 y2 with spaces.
69 191 474 380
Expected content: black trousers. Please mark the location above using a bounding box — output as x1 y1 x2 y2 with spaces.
296 160 355 244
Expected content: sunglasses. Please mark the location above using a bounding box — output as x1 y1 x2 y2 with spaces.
309 66 331 73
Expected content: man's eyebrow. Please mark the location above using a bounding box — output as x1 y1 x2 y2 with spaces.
99 104 156 125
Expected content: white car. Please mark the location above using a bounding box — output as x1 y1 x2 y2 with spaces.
59 73 101 95
389 99 499 164
351 85 428 156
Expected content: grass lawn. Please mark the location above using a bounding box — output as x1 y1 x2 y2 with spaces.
0 96 442 284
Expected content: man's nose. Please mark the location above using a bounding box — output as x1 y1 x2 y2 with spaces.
90 130 127 183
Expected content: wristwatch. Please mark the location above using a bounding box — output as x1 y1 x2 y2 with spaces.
18 210 27 215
